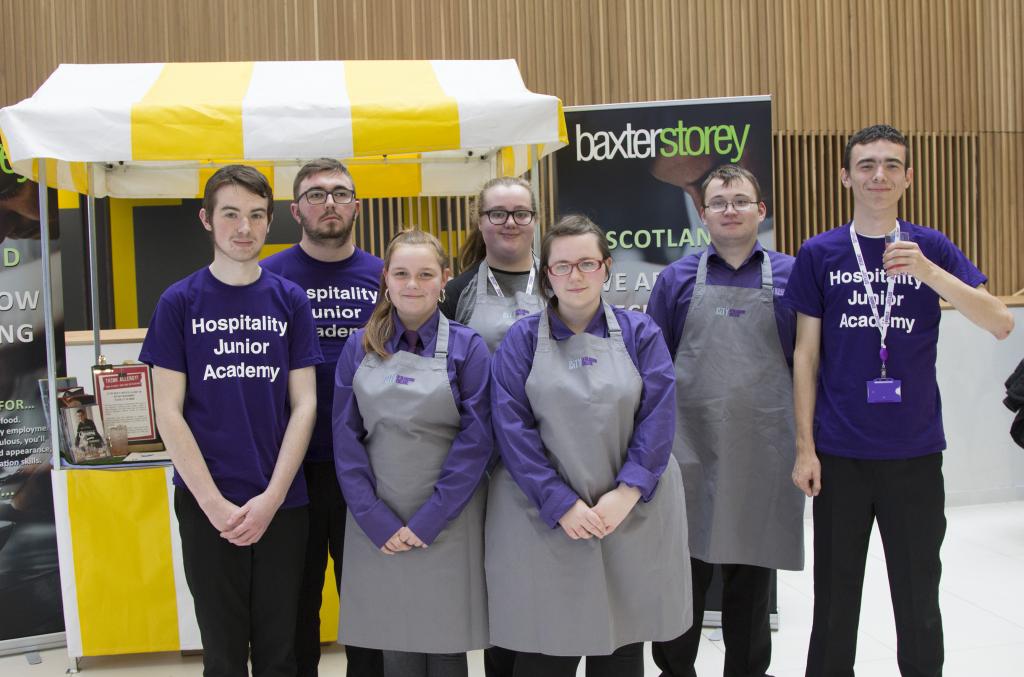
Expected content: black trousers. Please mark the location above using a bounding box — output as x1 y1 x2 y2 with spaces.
511 642 644 677
806 453 945 677
175 487 308 677
652 558 773 677
483 646 517 677
295 460 383 677
381 650 468 677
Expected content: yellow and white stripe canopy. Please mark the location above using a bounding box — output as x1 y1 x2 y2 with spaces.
0 60 567 199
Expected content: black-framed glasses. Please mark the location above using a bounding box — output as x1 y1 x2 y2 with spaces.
704 198 757 213
299 187 356 205
482 209 535 226
547 258 604 276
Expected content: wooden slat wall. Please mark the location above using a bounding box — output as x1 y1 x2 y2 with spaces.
2 0 1021 292
355 195 475 272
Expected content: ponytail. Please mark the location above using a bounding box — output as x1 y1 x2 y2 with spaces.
459 227 487 270
362 270 397 359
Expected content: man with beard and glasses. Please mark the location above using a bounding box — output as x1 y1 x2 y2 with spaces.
262 158 384 677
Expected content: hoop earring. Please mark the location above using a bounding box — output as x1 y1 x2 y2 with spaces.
384 289 391 303
438 288 447 304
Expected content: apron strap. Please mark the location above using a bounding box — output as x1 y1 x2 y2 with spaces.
694 250 711 301
434 313 450 359
698 248 775 303
539 302 618 347
475 261 490 295
536 307 552 353
759 251 774 303
603 302 622 337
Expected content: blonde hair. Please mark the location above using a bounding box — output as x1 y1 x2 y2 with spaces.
460 176 537 270
363 230 450 358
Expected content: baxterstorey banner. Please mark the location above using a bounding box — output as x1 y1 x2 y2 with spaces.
555 96 774 311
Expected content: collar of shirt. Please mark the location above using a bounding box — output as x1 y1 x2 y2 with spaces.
707 240 765 271
388 309 440 355
546 305 609 341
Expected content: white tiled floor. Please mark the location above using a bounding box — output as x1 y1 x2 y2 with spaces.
3 501 1024 676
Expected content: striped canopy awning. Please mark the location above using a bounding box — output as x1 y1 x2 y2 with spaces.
0 60 567 198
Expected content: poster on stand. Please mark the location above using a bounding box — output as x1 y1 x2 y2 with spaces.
0 141 66 649
93 363 157 444
555 96 774 311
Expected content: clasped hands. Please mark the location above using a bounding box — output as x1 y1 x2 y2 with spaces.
208 492 281 547
558 484 642 541
381 525 427 555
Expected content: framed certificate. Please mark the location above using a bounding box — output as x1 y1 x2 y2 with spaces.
92 363 158 447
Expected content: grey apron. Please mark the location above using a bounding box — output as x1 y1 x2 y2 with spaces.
485 304 691 656
339 314 488 653
673 251 805 571
467 261 546 352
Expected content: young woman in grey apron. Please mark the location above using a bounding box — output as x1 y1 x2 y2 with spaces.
442 176 546 353
332 230 492 677
487 216 692 677
441 177 546 677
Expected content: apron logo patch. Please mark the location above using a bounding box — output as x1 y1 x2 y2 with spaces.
715 307 747 318
502 308 532 320
568 356 598 370
384 374 416 385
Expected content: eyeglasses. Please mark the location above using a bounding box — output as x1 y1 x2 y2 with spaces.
298 187 356 205
704 198 757 213
547 259 604 276
482 209 535 226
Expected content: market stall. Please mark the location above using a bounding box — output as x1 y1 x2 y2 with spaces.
0 58 566 667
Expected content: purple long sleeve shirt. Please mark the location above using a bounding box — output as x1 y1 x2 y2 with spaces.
491 305 677 529
647 242 797 367
332 310 492 548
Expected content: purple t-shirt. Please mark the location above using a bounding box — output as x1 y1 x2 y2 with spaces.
333 310 492 548
140 267 323 507
261 245 383 462
782 220 986 459
491 305 676 528
647 242 796 366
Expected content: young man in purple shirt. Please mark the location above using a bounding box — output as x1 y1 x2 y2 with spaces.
648 165 805 677
140 165 322 676
260 158 384 677
784 125 1014 676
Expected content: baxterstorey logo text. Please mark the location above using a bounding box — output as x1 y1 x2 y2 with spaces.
574 122 751 163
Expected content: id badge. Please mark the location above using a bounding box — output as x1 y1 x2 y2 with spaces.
866 378 902 404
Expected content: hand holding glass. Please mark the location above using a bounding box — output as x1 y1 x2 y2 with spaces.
884 229 907 275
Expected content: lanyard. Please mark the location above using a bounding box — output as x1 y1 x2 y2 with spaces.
487 265 535 298
849 223 896 375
